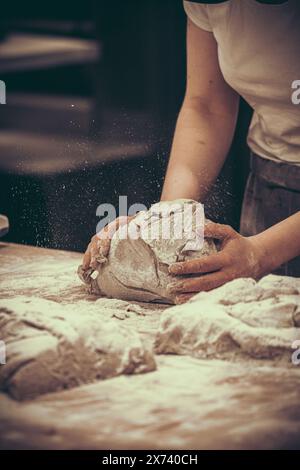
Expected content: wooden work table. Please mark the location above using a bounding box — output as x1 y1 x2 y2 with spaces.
0 242 300 450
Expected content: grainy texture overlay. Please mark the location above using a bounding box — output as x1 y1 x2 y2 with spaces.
0 243 300 449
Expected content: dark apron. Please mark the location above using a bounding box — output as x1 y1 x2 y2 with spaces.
240 152 300 277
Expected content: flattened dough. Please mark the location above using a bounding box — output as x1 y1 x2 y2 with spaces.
155 276 300 362
0 296 156 400
79 200 216 304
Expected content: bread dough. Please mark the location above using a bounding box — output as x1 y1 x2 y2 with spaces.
80 200 216 304
155 276 300 362
0 296 156 400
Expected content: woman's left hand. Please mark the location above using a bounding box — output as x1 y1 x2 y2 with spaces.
168 221 267 304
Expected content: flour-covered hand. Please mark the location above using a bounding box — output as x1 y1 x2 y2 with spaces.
82 216 133 271
168 222 267 304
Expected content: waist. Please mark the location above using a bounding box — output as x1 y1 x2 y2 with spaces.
250 152 300 192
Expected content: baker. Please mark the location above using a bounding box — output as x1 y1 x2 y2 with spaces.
83 0 300 304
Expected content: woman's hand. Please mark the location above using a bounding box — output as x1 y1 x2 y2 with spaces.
82 216 134 272
168 221 268 304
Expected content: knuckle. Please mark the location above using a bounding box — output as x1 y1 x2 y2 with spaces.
223 224 233 234
205 222 215 232
178 281 188 292
190 259 202 271
179 262 189 274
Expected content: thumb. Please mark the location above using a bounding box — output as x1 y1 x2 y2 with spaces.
204 222 238 241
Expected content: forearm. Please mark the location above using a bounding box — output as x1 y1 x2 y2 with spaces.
161 98 238 202
251 211 300 274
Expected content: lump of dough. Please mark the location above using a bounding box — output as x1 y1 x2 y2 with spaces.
80 199 216 304
155 276 300 362
0 296 156 400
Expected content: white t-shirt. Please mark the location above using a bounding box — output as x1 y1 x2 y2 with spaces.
184 0 300 165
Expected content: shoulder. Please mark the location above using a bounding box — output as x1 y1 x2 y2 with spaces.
183 1 213 32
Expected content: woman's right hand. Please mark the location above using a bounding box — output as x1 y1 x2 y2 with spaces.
82 216 133 272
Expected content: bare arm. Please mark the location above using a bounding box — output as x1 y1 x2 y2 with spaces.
161 19 239 202
253 211 300 275
81 20 300 289
81 20 239 274
163 20 300 302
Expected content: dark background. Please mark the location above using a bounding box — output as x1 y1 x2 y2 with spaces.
0 0 252 252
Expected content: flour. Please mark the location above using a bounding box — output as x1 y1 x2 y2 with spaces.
0 296 156 400
155 276 300 362
79 200 216 304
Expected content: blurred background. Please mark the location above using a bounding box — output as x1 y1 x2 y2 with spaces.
0 0 252 252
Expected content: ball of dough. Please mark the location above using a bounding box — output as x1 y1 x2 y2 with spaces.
81 200 217 304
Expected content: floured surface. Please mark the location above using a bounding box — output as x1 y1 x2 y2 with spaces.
155 277 300 363
0 296 156 400
1 356 300 450
0 243 300 449
0 243 163 348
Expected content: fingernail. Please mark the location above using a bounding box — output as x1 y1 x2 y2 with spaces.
169 264 182 274
90 270 99 280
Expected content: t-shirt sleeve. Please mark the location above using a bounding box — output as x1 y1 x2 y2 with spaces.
183 1 212 32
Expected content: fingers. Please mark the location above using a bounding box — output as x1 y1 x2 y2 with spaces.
169 223 238 276
97 216 134 241
168 270 229 295
204 221 238 240
90 238 103 270
168 223 240 301
169 252 227 275
82 216 134 271
91 235 111 267
77 265 94 285
82 242 92 269
94 216 134 265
